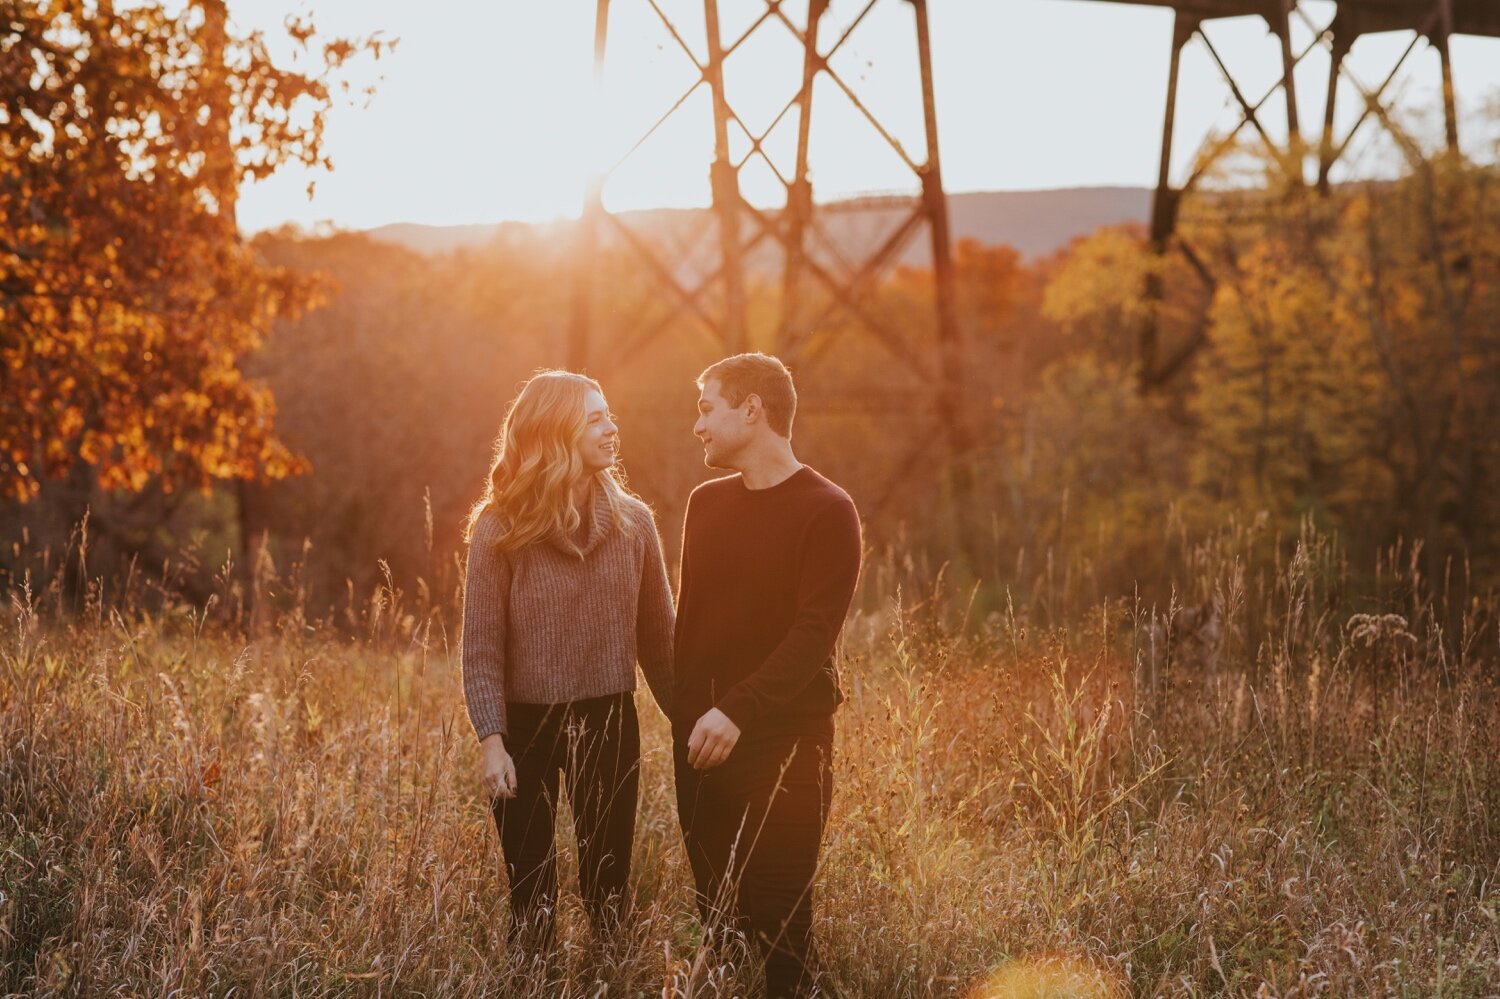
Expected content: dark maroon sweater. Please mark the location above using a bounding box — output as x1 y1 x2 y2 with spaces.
672 465 863 735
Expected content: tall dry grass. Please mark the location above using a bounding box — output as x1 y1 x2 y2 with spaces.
2 518 1498 996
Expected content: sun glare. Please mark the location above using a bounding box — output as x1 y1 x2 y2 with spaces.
232 0 938 231
230 0 1500 235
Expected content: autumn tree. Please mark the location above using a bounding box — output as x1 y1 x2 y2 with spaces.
1190 234 1390 523
0 0 387 502
1192 156 1500 577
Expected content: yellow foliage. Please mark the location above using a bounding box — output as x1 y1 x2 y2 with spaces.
1041 227 1152 334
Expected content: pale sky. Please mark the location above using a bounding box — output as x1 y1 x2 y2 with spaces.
233 0 1500 234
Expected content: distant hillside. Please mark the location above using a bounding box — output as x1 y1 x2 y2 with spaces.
365 186 1151 264
946 187 1150 257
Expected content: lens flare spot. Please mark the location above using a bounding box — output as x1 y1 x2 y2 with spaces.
966 954 1124 999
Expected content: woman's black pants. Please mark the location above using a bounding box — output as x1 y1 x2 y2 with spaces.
491 692 640 948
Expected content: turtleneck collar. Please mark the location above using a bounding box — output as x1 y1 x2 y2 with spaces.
545 477 612 559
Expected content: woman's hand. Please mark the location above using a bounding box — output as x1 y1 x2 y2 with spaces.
481 734 518 799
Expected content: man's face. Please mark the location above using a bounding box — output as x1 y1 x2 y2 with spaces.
576 388 619 474
694 379 751 470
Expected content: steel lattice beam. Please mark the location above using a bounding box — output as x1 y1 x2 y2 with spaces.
1080 0 1498 389
570 0 972 507
1309 0 1500 191
1136 0 1310 388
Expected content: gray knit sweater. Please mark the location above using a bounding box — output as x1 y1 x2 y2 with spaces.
460 484 674 742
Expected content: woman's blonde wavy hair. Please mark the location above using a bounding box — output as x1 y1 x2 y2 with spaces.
465 370 636 553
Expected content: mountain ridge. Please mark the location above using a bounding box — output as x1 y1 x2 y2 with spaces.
362 186 1151 262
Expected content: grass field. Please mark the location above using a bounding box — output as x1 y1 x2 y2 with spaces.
3 522 1499 997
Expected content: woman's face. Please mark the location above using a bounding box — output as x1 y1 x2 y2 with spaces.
575 389 619 474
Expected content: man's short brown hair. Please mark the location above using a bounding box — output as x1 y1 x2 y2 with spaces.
697 353 797 438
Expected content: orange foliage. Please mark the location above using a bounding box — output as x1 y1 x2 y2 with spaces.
0 1 388 502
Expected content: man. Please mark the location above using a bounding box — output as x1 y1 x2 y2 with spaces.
673 352 863 998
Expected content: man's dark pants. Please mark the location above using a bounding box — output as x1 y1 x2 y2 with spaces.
674 722 834 998
492 692 640 948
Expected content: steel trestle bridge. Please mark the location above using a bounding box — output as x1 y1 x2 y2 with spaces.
569 0 1500 505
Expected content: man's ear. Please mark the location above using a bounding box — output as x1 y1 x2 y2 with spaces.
742 393 763 424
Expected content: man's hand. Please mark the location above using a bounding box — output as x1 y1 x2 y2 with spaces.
481 733 517 799
687 708 741 770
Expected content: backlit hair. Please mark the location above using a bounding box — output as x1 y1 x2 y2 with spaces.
465 370 635 552
697 352 797 438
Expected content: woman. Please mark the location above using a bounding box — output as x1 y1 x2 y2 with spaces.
461 370 673 948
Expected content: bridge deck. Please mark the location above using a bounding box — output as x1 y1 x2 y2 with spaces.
1331 0 1500 37
1088 0 1282 20
1088 0 1500 35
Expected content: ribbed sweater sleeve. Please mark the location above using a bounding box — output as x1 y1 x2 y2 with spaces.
461 511 510 741
635 505 675 716
715 497 862 729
